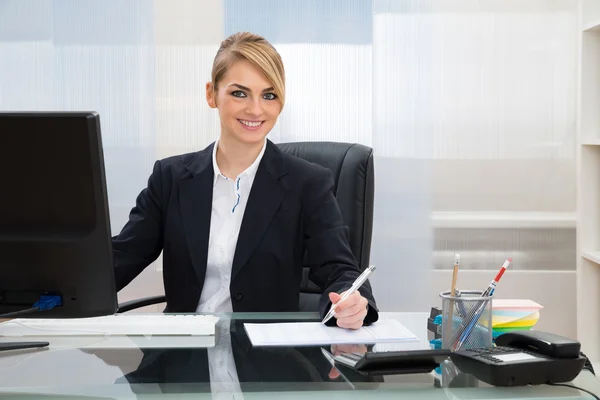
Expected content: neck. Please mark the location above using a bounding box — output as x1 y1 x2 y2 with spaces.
216 136 265 179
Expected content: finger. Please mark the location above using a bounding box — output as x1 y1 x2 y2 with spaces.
343 344 367 354
335 302 368 319
336 344 368 355
337 316 365 329
328 292 342 304
334 292 367 314
355 344 368 354
336 310 366 329
334 344 358 354
335 295 369 319
337 304 368 324
337 318 364 330
338 307 367 326
329 366 341 380
330 344 339 355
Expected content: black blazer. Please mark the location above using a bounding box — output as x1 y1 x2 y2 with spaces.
112 139 378 323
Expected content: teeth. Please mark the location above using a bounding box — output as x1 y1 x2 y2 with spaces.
240 120 262 127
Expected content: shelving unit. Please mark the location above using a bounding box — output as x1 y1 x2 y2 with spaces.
576 0 600 361
583 19 600 32
582 251 600 264
431 211 575 229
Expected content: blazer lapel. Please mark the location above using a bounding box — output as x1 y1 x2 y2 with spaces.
179 144 214 285
231 141 287 280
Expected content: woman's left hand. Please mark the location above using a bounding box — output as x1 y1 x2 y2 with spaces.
328 291 369 330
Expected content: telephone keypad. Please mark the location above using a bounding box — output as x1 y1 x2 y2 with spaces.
466 346 540 364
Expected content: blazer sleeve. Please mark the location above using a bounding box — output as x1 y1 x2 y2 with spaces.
302 167 379 326
112 160 165 291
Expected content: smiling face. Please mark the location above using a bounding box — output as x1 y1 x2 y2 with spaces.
206 59 282 147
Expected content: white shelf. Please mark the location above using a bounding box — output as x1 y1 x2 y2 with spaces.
582 138 600 145
577 0 600 361
582 251 600 264
583 19 600 32
431 211 576 229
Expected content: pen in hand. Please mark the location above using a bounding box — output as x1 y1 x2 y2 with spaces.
322 265 376 325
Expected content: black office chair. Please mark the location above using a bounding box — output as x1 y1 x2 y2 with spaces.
117 141 374 313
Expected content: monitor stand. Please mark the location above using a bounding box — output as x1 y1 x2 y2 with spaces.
0 342 49 352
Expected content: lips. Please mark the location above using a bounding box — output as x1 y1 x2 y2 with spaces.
238 119 263 127
238 119 264 131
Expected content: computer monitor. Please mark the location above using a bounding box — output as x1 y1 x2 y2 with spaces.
0 112 118 321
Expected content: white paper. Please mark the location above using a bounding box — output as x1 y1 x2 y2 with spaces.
495 352 539 362
363 319 417 341
243 319 418 346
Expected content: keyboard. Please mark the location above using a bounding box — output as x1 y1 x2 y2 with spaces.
0 314 219 337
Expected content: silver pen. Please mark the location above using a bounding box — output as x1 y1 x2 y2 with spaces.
322 265 376 324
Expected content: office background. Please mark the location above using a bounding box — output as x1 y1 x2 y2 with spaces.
0 0 578 337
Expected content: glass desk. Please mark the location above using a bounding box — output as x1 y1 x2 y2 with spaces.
0 312 598 399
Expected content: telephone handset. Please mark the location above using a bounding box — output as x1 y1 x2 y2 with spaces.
450 330 587 387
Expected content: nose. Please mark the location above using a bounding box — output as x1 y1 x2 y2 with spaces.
245 97 263 117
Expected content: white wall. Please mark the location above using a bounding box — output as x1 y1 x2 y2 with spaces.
0 1 579 335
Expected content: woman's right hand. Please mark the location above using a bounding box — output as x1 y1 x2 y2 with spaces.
328 343 367 379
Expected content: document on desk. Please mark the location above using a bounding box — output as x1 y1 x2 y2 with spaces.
243 319 418 347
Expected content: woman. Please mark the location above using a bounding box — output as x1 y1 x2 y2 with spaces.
112 32 378 330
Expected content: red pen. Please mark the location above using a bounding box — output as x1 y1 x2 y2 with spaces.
481 258 511 297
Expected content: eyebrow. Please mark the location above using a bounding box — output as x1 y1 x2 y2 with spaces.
230 83 274 93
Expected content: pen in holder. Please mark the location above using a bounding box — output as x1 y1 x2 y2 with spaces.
439 290 493 351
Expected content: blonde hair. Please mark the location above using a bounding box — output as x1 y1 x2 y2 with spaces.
211 32 285 108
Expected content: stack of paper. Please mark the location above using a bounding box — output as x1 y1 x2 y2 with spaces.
492 299 543 333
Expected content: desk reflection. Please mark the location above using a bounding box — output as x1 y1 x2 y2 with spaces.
111 319 381 395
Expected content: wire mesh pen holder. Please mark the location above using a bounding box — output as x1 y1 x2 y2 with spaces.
439 290 493 352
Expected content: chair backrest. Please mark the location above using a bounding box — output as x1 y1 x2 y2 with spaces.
277 142 375 310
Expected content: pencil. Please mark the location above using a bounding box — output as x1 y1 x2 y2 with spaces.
450 254 460 298
445 254 460 347
452 258 512 350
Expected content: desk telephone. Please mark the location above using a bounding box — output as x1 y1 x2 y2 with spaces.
450 330 587 386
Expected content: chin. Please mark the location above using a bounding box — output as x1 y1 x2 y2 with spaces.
228 134 261 146
234 129 269 144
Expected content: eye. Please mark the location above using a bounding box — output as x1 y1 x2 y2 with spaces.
263 93 277 101
231 90 246 98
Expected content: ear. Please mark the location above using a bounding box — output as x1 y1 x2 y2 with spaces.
206 82 217 108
